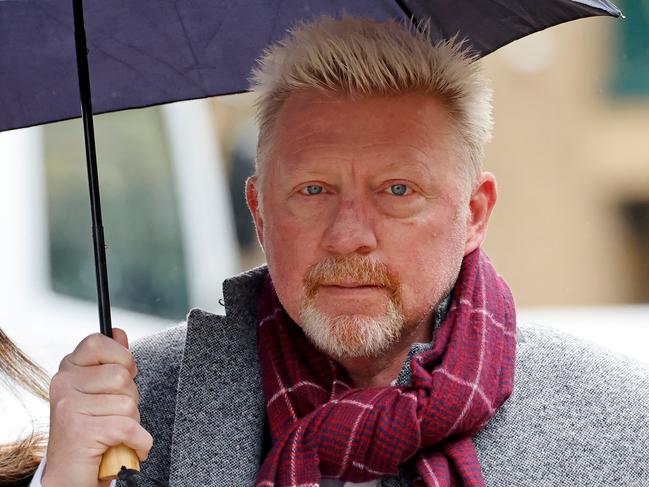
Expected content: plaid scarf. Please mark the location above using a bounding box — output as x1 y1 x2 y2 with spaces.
255 249 516 487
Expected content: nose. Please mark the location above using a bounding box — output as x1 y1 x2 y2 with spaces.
321 195 378 255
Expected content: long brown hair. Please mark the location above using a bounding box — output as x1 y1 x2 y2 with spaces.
0 328 49 485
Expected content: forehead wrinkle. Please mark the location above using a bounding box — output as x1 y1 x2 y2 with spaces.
274 120 347 157
281 141 346 159
356 141 445 162
355 143 449 176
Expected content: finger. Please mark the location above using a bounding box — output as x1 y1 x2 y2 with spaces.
93 416 154 461
112 328 137 377
65 363 140 398
112 328 129 349
65 333 136 375
75 393 141 422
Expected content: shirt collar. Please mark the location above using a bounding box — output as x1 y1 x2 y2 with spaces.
393 293 452 386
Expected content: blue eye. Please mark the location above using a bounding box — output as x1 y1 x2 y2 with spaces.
388 184 409 196
304 184 324 195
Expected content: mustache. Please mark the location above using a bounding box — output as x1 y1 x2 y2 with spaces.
303 255 400 300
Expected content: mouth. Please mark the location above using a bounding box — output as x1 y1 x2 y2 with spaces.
321 282 382 289
317 283 386 298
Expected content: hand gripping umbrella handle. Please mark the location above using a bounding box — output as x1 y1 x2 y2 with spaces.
99 444 140 480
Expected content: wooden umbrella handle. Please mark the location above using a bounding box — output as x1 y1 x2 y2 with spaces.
98 444 140 480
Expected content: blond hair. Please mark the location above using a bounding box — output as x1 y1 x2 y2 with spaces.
250 15 493 186
0 328 49 485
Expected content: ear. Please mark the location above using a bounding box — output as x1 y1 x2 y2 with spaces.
464 172 497 255
245 175 265 250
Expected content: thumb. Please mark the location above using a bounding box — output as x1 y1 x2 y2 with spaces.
112 327 129 349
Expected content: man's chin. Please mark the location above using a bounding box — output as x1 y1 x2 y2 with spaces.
298 301 405 359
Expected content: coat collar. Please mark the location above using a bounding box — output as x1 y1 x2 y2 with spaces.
169 266 268 486
167 265 459 484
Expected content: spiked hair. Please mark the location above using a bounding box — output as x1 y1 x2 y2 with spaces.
250 15 493 186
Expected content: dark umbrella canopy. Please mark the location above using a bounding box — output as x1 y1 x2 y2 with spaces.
0 0 621 133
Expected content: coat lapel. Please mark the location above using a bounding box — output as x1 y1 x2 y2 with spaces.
169 267 268 486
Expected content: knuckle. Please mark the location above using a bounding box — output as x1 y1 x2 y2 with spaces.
49 372 61 393
107 364 132 390
57 354 70 371
121 417 138 437
79 333 99 349
115 366 133 389
48 372 67 399
79 332 106 355
123 396 139 418
53 395 73 417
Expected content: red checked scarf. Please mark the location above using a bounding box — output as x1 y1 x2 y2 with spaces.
255 249 516 487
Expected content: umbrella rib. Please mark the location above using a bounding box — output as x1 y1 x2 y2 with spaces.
393 0 421 27
172 0 210 95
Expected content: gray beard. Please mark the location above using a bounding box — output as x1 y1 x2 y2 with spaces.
298 295 406 359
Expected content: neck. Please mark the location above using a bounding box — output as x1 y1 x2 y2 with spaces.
336 316 434 388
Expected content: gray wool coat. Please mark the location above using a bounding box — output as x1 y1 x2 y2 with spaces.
119 267 649 487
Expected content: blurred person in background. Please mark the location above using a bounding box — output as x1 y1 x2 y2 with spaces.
31 15 649 487
0 329 49 486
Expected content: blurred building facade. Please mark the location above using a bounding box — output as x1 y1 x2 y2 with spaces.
482 12 649 306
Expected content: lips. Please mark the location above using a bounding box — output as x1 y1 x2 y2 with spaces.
321 283 382 289
317 284 386 298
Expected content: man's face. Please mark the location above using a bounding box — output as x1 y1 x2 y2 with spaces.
248 91 489 358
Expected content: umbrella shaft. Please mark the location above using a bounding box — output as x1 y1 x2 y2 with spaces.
72 0 112 337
